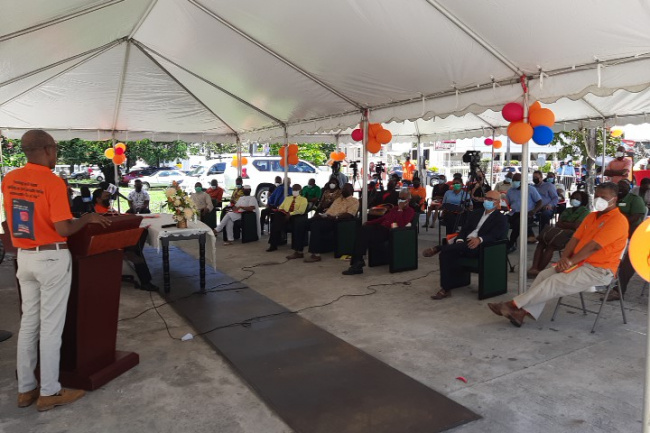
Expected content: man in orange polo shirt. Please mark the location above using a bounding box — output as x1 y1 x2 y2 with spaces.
487 182 628 327
2 130 110 411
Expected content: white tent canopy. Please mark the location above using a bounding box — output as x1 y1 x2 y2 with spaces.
2 0 650 142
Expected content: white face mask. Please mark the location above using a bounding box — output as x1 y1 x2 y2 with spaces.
615 152 624 158
594 197 611 212
275 182 281 186
329 183 336 189
570 199 581 208
292 191 300 197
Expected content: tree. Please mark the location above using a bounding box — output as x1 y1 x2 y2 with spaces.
551 129 620 163
1 137 26 170
126 139 189 167
269 143 336 166
57 138 110 172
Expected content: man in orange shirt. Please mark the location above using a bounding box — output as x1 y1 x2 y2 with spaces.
2 130 110 411
401 156 416 185
604 145 633 183
408 178 427 211
488 182 628 327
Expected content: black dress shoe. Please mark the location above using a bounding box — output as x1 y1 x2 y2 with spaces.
0 330 12 342
342 266 363 275
266 246 278 252
140 282 160 292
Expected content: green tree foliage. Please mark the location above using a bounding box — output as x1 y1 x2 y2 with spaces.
1 138 26 169
269 143 336 166
126 139 188 167
551 129 620 163
57 138 111 171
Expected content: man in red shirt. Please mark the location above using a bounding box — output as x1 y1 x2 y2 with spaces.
604 145 633 183
2 130 110 411
342 190 415 275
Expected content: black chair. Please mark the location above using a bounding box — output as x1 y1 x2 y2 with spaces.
223 211 258 243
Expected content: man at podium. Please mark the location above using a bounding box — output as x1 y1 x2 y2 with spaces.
2 130 110 411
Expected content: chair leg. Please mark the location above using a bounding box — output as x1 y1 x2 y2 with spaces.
578 292 587 315
551 297 563 321
618 278 627 325
642 281 649 297
592 283 613 334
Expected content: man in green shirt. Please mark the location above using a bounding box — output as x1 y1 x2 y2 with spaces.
301 178 321 212
607 179 646 300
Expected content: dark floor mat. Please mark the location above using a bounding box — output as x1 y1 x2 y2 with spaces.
145 247 480 433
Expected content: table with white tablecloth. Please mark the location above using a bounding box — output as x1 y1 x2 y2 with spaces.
139 213 217 293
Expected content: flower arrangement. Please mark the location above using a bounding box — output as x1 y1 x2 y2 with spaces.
164 181 197 228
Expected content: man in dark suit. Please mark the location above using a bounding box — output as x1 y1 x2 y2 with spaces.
423 190 507 300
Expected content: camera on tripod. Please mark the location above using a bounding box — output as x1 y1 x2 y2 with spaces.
375 161 385 175
349 160 360 170
462 150 482 169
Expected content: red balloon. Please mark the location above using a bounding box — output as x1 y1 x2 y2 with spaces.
484 138 493 146
114 147 124 155
351 129 363 142
502 102 524 122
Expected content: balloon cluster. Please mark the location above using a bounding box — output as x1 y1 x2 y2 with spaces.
104 142 127 165
329 150 346 162
279 143 299 167
483 138 503 149
503 101 555 145
351 123 392 154
231 155 249 167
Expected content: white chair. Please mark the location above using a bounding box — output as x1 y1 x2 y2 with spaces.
551 244 628 333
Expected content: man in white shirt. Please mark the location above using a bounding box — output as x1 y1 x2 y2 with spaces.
191 182 214 218
215 185 259 245
127 180 150 214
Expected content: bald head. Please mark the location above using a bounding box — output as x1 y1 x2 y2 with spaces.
21 130 57 168
485 190 500 201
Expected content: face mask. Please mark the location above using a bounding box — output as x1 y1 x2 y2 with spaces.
533 178 541 185
615 152 624 158
594 197 611 212
211 184 217 188
236 184 243 189
570 199 581 207
453 184 462 191
292 191 300 197
504 178 511 184
329 183 336 189
398 199 407 204
483 200 495 210
195 187 202 193
512 181 521 188
275 182 281 186
82 197 92 203
545 178 555 184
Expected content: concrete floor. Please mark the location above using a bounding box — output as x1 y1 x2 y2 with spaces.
0 218 647 433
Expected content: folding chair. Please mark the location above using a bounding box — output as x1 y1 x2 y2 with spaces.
551 246 628 333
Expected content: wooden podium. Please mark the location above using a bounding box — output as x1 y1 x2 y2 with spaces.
60 214 144 390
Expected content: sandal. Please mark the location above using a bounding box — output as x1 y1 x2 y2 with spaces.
223 241 233 246
422 246 441 257
430 289 451 300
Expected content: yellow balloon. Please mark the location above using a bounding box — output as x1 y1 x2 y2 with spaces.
611 129 623 137
629 219 650 282
115 142 127 151
104 148 115 158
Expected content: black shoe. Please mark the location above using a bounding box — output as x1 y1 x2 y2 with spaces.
506 245 516 254
266 246 278 252
140 282 160 292
342 265 363 275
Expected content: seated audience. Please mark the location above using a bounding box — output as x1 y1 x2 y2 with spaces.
206 179 224 203
446 172 463 187
267 184 308 251
408 178 427 212
71 186 94 217
301 178 322 212
342 190 415 275
220 176 244 221
215 185 259 245
191 182 214 222
531 170 559 239
317 175 342 212
127 179 151 214
288 183 359 262
371 179 399 207
261 177 288 234
494 172 513 196
423 191 507 300
488 183 628 327
505 173 543 253
93 188 117 214
467 173 491 210
631 178 650 208
423 181 449 228
527 191 590 278
440 177 470 234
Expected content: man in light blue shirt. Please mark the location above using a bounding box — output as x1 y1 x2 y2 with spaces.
532 170 559 233
505 173 543 253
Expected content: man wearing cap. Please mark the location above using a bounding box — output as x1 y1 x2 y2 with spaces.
605 146 633 183
215 185 259 245
2 130 110 411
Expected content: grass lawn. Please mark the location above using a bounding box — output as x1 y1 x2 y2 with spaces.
115 187 171 213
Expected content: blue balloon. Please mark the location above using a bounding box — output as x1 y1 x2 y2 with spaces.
532 125 554 145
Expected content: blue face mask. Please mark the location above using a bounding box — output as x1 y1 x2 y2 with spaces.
483 200 495 210
82 197 92 203
570 199 581 207
545 178 555 184
512 181 521 189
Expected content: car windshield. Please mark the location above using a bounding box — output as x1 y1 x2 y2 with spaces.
189 166 205 176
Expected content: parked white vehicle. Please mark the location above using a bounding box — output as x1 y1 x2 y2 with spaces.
128 169 188 189
223 156 330 205
181 158 230 194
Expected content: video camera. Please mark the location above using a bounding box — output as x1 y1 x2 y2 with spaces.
462 150 482 169
375 161 385 175
349 160 360 170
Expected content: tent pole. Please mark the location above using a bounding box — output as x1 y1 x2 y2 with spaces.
110 136 121 213
361 110 369 224
283 128 289 197
236 136 242 178
417 135 423 181
490 130 495 185
602 124 606 182
518 92 530 295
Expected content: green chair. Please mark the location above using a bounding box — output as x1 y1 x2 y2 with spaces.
334 218 358 258
368 226 418 273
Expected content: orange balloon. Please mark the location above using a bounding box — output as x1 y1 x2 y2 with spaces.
369 123 382 138
528 101 542 113
529 108 555 127
508 121 534 144
288 144 299 155
279 159 286 167
279 146 286 157
367 139 381 154
336 151 346 161
115 142 127 151
240 157 248 166
330 151 338 161
629 219 650 282
493 140 503 149
112 154 126 165
376 129 392 144
288 154 299 165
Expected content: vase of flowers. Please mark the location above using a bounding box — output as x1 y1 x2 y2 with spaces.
164 181 197 228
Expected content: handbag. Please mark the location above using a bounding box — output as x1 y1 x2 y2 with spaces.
540 226 574 249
